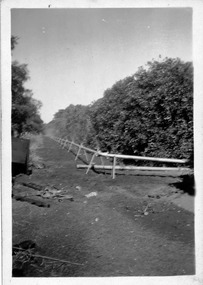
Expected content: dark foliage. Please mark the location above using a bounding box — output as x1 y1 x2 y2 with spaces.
88 58 193 163
45 104 98 146
45 57 193 165
11 36 44 136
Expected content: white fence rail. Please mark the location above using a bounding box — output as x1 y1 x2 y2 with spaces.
50 136 190 179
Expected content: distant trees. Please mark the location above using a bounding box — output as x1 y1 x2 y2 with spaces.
45 57 193 164
45 104 95 145
45 109 68 138
11 36 43 136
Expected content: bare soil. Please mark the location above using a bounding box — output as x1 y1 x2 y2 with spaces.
12 136 195 277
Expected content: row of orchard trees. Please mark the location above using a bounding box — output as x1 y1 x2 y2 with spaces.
12 36 44 136
45 104 94 145
45 57 193 165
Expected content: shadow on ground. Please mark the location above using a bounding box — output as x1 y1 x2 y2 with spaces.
170 174 195 196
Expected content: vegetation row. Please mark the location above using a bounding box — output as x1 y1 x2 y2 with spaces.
45 57 193 165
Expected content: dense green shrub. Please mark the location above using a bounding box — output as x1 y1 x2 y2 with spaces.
45 105 97 146
45 57 193 165
88 58 193 163
12 36 43 135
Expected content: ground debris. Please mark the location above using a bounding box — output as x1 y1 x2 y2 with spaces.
30 162 46 169
20 182 44 191
13 195 50 207
75 186 82 191
38 186 74 201
12 240 83 277
85 192 98 198
134 203 152 217
13 181 74 202
13 247 84 266
58 195 74 202
13 240 37 255
148 194 161 199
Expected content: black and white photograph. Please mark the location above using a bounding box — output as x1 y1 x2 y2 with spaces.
1 0 203 284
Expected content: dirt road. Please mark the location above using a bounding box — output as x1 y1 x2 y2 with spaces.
12 136 195 277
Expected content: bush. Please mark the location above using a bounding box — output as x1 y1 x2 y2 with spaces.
88 58 193 163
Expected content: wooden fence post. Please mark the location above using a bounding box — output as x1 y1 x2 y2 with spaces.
62 136 68 149
50 136 189 180
86 152 97 174
61 139 66 149
60 138 64 147
68 140 74 152
75 143 83 160
83 149 89 162
100 156 104 166
112 156 117 179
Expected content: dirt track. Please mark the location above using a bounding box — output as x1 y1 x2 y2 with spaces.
12 136 195 277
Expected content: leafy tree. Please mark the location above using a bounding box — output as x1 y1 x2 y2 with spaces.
45 57 193 165
45 104 95 145
88 58 193 164
11 36 43 135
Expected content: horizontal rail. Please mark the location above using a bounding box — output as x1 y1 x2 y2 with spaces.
97 152 187 164
77 164 190 171
59 138 97 154
51 135 190 179
53 136 188 164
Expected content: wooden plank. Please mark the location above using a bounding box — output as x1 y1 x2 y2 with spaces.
52 137 188 164
79 145 97 154
97 152 187 164
77 164 190 171
61 138 96 154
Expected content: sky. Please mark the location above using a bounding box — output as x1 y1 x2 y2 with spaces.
11 8 192 123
